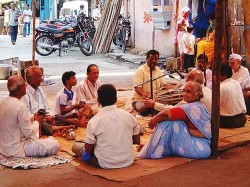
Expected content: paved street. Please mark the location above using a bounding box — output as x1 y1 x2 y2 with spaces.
0 34 143 96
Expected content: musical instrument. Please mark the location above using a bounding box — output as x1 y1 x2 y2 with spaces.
156 89 183 105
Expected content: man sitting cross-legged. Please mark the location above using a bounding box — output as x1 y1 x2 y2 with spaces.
55 71 92 127
220 64 246 128
74 64 101 114
72 84 141 169
21 66 74 136
0 76 59 157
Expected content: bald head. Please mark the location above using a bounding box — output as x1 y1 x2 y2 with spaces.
26 66 43 89
186 70 204 85
7 76 26 98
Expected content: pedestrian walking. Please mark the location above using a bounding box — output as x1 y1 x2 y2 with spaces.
22 4 32 37
9 2 21 45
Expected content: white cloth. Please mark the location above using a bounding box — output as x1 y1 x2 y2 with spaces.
92 8 101 20
133 64 166 102
74 79 101 107
22 9 32 23
4 9 10 23
220 78 246 116
85 105 140 169
21 84 49 118
229 54 242 61
231 65 250 89
182 33 195 55
55 88 75 116
154 86 212 115
0 97 59 157
193 68 212 90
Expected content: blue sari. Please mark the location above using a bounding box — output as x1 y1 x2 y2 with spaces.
138 101 212 159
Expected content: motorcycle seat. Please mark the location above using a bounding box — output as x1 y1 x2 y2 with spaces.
38 26 71 34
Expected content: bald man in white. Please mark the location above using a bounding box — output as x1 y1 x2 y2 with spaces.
0 76 59 157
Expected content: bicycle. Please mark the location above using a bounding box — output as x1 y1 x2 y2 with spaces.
113 17 131 53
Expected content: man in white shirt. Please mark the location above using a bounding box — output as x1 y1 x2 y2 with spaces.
74 64 101 114
72 84 140 169
229 53 250 89
21 66 73 135
22 4 32 37
220 64 246 128
143 69 212 115
132 50 167 116
0 76 59 157
92 5 101 27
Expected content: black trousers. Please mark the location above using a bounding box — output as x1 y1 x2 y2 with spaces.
220 113 246 128
183 54 194 69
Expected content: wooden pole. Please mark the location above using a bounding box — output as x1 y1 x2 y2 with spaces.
174 0 179 58
210 0 224 158
243 0 250 66
32 0 36 65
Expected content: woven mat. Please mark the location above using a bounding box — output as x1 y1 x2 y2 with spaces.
0 153 70 169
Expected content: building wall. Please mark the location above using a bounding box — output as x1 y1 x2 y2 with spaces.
131 0 188 56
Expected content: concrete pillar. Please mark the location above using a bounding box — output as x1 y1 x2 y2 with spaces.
124 0 128 18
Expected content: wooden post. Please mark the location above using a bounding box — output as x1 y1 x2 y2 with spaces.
210 0 224 158
243 0 250 66
32 0 36 65
174 0 179 58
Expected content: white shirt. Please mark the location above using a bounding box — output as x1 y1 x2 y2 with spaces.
133 64 166 102
92 8 101 20
55 88 75 116
23 8 32 23
0 97 39 157
154 86 212 115
220 78 246 116
182 33 195 55
85 105 140 169
21 84 49 118
232 65 250 89
74 79 101 107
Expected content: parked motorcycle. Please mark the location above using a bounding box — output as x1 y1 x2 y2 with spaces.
35 16 95 56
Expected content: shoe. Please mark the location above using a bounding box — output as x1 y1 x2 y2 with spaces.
23 36 26 37
12 42 15 45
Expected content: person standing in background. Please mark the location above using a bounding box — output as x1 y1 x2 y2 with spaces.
3 6 10 35
176 7 190 70
9 2 21 45
92 5 101 28
22 4 32 37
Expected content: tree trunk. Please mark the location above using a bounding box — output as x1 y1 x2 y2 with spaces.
210 0 225 158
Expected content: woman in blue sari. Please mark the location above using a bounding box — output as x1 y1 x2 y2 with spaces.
138 81 212 159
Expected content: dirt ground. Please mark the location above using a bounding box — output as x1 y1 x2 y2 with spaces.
1 143 250 187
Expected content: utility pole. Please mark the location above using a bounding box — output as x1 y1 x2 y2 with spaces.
32 0 36 65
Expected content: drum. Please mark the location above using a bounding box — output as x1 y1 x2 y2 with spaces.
156 89 183 105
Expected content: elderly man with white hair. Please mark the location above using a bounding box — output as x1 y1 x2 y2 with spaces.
0 76 59 157
229 53 250 89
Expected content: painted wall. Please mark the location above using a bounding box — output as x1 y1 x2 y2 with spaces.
131 0 188 56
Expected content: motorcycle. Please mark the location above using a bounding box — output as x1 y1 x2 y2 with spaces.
35 16 95 56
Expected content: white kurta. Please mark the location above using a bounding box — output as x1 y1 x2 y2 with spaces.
232 65 250 89
220 78 246 116
21 84 49 117
0 97 59 157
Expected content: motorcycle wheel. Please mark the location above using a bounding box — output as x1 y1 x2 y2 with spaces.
79 38 93 56
36 35 55 56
